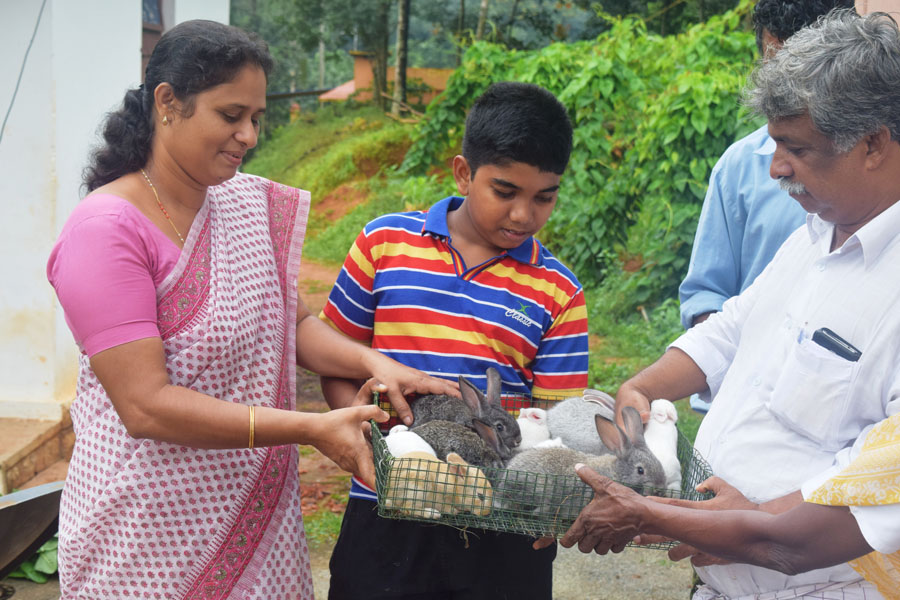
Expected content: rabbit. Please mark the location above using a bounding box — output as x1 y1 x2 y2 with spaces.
517 407 551 449
384 424 437 458
411 418 506 472
383 451 493 519
497 407 666 518
643 399 682 491
546 388 617 454
410 367 521 460
534 437 566 449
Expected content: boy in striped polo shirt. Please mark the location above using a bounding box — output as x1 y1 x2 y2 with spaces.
321 81 589 599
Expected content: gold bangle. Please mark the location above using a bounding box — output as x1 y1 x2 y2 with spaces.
248 405 256 449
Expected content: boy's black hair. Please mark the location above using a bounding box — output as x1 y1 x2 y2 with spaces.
752 0 856 53
462 81 573 177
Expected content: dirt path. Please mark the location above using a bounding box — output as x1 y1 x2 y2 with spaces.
294 260 694 599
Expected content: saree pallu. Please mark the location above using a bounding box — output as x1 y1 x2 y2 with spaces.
58 173 313 599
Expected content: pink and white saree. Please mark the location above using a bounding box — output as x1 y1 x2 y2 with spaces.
59 173 314 599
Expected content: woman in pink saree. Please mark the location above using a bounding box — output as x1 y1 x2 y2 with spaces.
47 20 455 599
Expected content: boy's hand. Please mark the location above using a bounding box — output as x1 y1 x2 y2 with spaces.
360 358 459 425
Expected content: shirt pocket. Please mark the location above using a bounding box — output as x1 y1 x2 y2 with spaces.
767 336 859 451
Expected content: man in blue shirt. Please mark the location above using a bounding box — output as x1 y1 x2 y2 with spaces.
679 0 855 412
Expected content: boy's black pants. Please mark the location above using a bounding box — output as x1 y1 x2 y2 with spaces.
327 497 556 599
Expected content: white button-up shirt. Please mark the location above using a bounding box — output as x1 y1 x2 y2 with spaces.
672 199 900 598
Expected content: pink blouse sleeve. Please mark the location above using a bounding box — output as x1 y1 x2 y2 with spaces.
47 197 178 357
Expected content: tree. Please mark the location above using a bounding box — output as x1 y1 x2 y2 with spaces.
391 0 412 116
476 0 490 40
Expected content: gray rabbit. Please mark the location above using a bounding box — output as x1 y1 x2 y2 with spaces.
411 368 521 460
496 407 666 519
546 389 617 454
411 418 506 472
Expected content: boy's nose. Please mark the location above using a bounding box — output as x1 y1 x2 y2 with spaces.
508 199 531 224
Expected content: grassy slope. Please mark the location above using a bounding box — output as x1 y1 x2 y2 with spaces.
244 105 702 440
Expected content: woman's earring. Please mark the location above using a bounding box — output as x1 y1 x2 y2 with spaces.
162 115 169 126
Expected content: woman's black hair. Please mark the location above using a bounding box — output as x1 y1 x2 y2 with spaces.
83 20 273 192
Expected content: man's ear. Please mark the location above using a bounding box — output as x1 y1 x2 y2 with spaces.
864 125 892 171
452 155 471 196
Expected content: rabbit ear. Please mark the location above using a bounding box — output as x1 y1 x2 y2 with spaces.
459 375 485 417
445 453 468 477
446 452 467 465
594 414 633 458
472 418 503 455
485 367 502 406
620 406 647 445
582 389 615 410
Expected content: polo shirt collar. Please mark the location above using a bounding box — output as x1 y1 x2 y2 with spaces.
422 196 541 266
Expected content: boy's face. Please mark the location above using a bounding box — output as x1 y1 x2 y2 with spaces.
452 156 560 253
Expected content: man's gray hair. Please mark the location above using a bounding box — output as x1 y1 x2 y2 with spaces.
746 10 900 153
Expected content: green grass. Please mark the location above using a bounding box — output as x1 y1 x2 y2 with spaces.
245 105 414 205
303 498 347 546
302 172 453 264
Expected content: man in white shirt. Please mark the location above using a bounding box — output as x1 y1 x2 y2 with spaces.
566 11 900 599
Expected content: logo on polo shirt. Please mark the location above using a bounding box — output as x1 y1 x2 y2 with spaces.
505 301 535 326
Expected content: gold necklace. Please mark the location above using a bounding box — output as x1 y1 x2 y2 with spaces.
140 168 185 244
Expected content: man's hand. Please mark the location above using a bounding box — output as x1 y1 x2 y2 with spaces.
652 476 758 512
645 476 755 567
555 465 646 555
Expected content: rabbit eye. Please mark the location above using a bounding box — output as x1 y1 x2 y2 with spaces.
477 493 485 502
496 423 505 432
637 466 645 475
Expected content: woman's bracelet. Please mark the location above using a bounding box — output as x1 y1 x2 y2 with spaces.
248 405 256 449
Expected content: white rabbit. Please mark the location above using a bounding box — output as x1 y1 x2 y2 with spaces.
385 424 437 458
517 407 551 449
643 399 681 491
534 437 566 448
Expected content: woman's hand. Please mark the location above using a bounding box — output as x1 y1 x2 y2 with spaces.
304 404 389 488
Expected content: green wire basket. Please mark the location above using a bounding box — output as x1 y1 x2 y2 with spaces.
371 393 714 547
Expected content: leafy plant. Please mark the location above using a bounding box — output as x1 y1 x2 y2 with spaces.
8 534 58 584
400 0 759 315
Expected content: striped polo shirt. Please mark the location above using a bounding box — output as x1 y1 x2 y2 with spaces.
322 196 589 501
321 195 589 395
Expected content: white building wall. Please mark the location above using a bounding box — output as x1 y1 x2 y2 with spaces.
0 0 227 421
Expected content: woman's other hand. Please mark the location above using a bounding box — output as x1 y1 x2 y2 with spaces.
305 404 388 488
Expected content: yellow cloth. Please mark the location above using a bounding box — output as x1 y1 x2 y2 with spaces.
807 413 900 599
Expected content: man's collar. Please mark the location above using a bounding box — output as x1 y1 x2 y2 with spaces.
422 196 542 266
806 199 900 266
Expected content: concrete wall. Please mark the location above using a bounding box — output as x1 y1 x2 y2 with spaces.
0 1 139 420
0 0 228 421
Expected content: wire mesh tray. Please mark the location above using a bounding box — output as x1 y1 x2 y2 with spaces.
371 393 714 546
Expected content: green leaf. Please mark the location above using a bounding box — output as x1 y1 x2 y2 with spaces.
35 548 59 574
